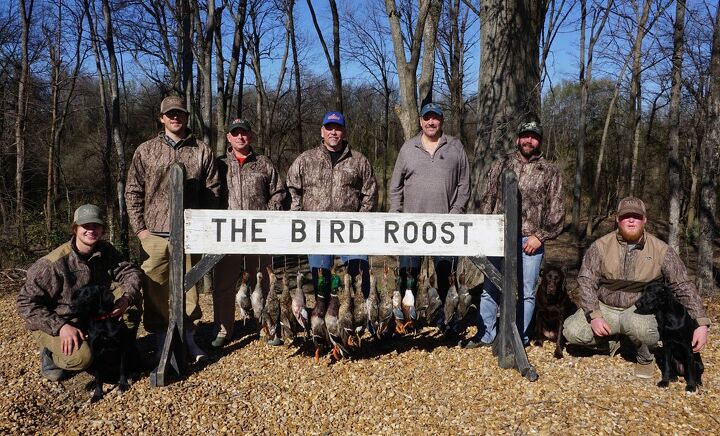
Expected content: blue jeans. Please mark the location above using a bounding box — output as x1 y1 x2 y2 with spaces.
398 256 457 329
307 255 368 269
476 236 544 344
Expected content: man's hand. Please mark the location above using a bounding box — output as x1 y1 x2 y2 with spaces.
523 235 542 255
137 229 150 240
111 296 130 317
590 316 612 337
59 324 85 356
692 325 709 352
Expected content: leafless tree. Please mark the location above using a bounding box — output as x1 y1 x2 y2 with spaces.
15 0 33 242
306 0 343 112
667 0 686 251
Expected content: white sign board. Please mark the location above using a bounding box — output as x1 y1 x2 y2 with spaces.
184 210 505 257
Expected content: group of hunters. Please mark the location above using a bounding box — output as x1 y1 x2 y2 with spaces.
16 95 710 384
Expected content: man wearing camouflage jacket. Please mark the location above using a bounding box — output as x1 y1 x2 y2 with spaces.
563 196 710 379
286 111 377 299
17 204 142 381
211 118 285 348
464 118 565 348
125 95 221 361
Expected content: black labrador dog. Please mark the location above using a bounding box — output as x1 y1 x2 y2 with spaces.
71 285 135 402
634 283 704 392
533 265 575 358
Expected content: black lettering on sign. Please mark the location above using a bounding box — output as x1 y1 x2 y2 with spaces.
330 220 345 243
404 222 418 243
385 221 399 243
316 220 321 243
349 220 363 243
440 222 454 244
422 222 436 244
231 218 247 242
212 218 226 242
459 222 472 244
291 220 306 242
252 219 266 242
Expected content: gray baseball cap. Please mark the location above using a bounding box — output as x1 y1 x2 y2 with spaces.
73 204 105 226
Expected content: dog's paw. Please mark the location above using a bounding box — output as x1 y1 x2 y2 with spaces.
657 380 670 388
685 384 698 394
118 381 130 393
553 349 564 359
91 393 103 403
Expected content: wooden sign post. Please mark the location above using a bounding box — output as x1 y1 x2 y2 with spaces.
150 164 537 386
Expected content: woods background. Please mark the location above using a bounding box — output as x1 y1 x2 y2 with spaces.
0 0 718 293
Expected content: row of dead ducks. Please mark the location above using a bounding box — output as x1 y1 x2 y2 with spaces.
235 266 477 362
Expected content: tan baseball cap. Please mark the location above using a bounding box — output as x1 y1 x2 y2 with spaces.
160 96 189 114
617 196 646 218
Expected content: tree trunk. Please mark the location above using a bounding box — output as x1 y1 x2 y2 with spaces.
667 0 686 252
15 0 33 243
418 0 442 107
193 0 216 146
288 0 303 153
384 0 434 141
470 0 548 211
179 0 194 118
306 0 343 112
697 5 720 296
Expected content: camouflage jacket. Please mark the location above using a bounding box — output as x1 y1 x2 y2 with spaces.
577 231 710 326
125 133 221 235
480 151 564 242
286 143 377 212
17 238 143 336
217 147 285 211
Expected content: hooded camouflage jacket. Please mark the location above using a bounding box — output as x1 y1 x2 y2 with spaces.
577 230 710 326
217 148 285 211
286 143 377 212
480 151 564 242
126 133 221 235
17 238 143 336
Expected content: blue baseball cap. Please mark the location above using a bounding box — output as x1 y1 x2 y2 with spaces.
322 111 345 126
420 102 443 117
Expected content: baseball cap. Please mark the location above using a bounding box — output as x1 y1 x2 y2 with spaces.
227 118 252 132
160 96 189 114
518 120 543 138
420 102 443 117
73 204 105 226
322 111 345 126
617 196 646 218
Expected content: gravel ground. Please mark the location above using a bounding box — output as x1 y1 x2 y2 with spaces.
1 239 719 434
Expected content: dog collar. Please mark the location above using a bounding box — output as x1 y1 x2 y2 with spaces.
93 313 117 321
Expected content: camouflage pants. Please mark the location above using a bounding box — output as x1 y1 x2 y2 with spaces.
563 302 660 364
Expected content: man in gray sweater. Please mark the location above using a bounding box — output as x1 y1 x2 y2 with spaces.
389 102 471 336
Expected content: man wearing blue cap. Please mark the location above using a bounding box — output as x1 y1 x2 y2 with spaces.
286 111 378 302
389 102 471 337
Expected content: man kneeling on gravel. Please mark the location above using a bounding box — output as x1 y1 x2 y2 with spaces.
16 204 143 381
563 196 710 379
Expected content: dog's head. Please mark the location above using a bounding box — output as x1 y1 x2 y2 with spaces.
70 285 115 319
634 283 672 315
540 265 565 296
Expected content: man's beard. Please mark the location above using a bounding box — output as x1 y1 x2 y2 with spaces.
619 226 644 243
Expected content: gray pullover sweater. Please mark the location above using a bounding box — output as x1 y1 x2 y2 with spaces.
389 133 470 214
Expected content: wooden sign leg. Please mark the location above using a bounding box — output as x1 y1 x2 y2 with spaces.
150 163 188 387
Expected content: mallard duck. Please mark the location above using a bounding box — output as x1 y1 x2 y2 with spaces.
456 271 475 329
351 271 368 346
250 271 265 326
261 267 281 345
444 273 459 330
415 268 429 323
392 274 404 333
279 270 299 342
425 272 443 326
235 271 252 322
366 269 380 337
336 273 354 358
325 284 342 360
400 276 417 333
292 271 309 336
377 265 395 338
310 295 328 363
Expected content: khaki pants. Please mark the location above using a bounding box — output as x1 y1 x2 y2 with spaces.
33 287 141 371
212 254 271 338
140 234 201 334
563 302 660 364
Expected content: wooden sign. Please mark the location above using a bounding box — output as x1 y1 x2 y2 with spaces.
184 210 504 257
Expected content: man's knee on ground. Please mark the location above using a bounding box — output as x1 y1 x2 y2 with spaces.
55 342 93 371
563 310 594 345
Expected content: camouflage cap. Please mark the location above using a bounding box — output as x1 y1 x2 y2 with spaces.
160 96 189 114
617 196 646 218
73 204 105 226
518 120 543 138
227 118 252 132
